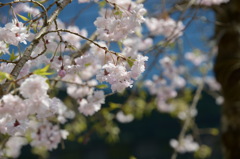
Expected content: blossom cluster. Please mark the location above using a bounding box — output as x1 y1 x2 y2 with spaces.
97 54 148 92
170 135 199 153
0 1 150 156
0 19 29 54
0 75 74 157
94 3 146 41
0 0 225 158
145 17 184 42
145 57 186 113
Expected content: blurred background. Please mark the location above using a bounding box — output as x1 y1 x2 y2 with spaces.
0 0 223 158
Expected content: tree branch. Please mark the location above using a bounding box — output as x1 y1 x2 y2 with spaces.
1 0 72 95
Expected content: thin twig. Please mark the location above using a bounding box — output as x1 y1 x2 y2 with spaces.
1 0 73 96
171 82 204 159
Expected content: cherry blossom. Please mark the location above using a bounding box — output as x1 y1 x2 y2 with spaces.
0 41 9 54
130 54 148 79
51 98 75 123
5 136 27 158
94 4 146 41
14 3 40 16
170 135 199 153
116 111 134 123
145 17 184 41
19 75 49 98
30 121 68 150
185 51 207 66
0 94 29 135
145 57 186 113
0 0 226 158
0 19 29 46
78 90 105 116
97 63 133 92
62 26 88 50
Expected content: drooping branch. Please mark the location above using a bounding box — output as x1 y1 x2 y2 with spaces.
171 82 204 159
0 0 72 96
0 0 48 25
42 29 129 61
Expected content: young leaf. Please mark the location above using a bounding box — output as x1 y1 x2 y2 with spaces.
98 1 106 8
127 58 136 68
84 63 91 67
117 41 123 51
114 9 123 16
17 14 29 21
109 102 120 110
10 52 18 61
28 12 32 20
0 72 13 82
96 84 108 89
33 64 54 76
129 156 137 159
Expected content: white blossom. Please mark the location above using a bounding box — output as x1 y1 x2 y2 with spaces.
5 136 27 158
24 96 54 119
0 19 29 45
97 63 133 92
116 111 134 123
67 82 94 99
78 91 105 116
62 26 87 49
177 108 198 120
0 41 9 54
20 75 49 98
130 54 148 79
170 135 199 153
14 3 40 16
31 121 67 150
94 4 146 41
51 98 75 123
216 96 224 105
146 17 184 41
185 51 207 66
0 94 29 135
204 76 221 91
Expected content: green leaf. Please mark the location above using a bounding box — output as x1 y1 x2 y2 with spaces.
114 9 123 16
67 44 77 51
168 42 175 49
28 12 33 20
109 103 120 110
127 57 136 68
210 128 219 136
129 156 137 159
96 84 108 89
0 72 13 82
194 145 212 159
98 1 106 8
9 52 18 61
17 14 29 21
117 41 123 50
33 64 54 76
33 23 38 33
84 63 91 67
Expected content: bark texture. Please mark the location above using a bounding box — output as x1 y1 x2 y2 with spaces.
214 0 240 159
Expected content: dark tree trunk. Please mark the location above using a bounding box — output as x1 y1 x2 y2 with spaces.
214 0 240 159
